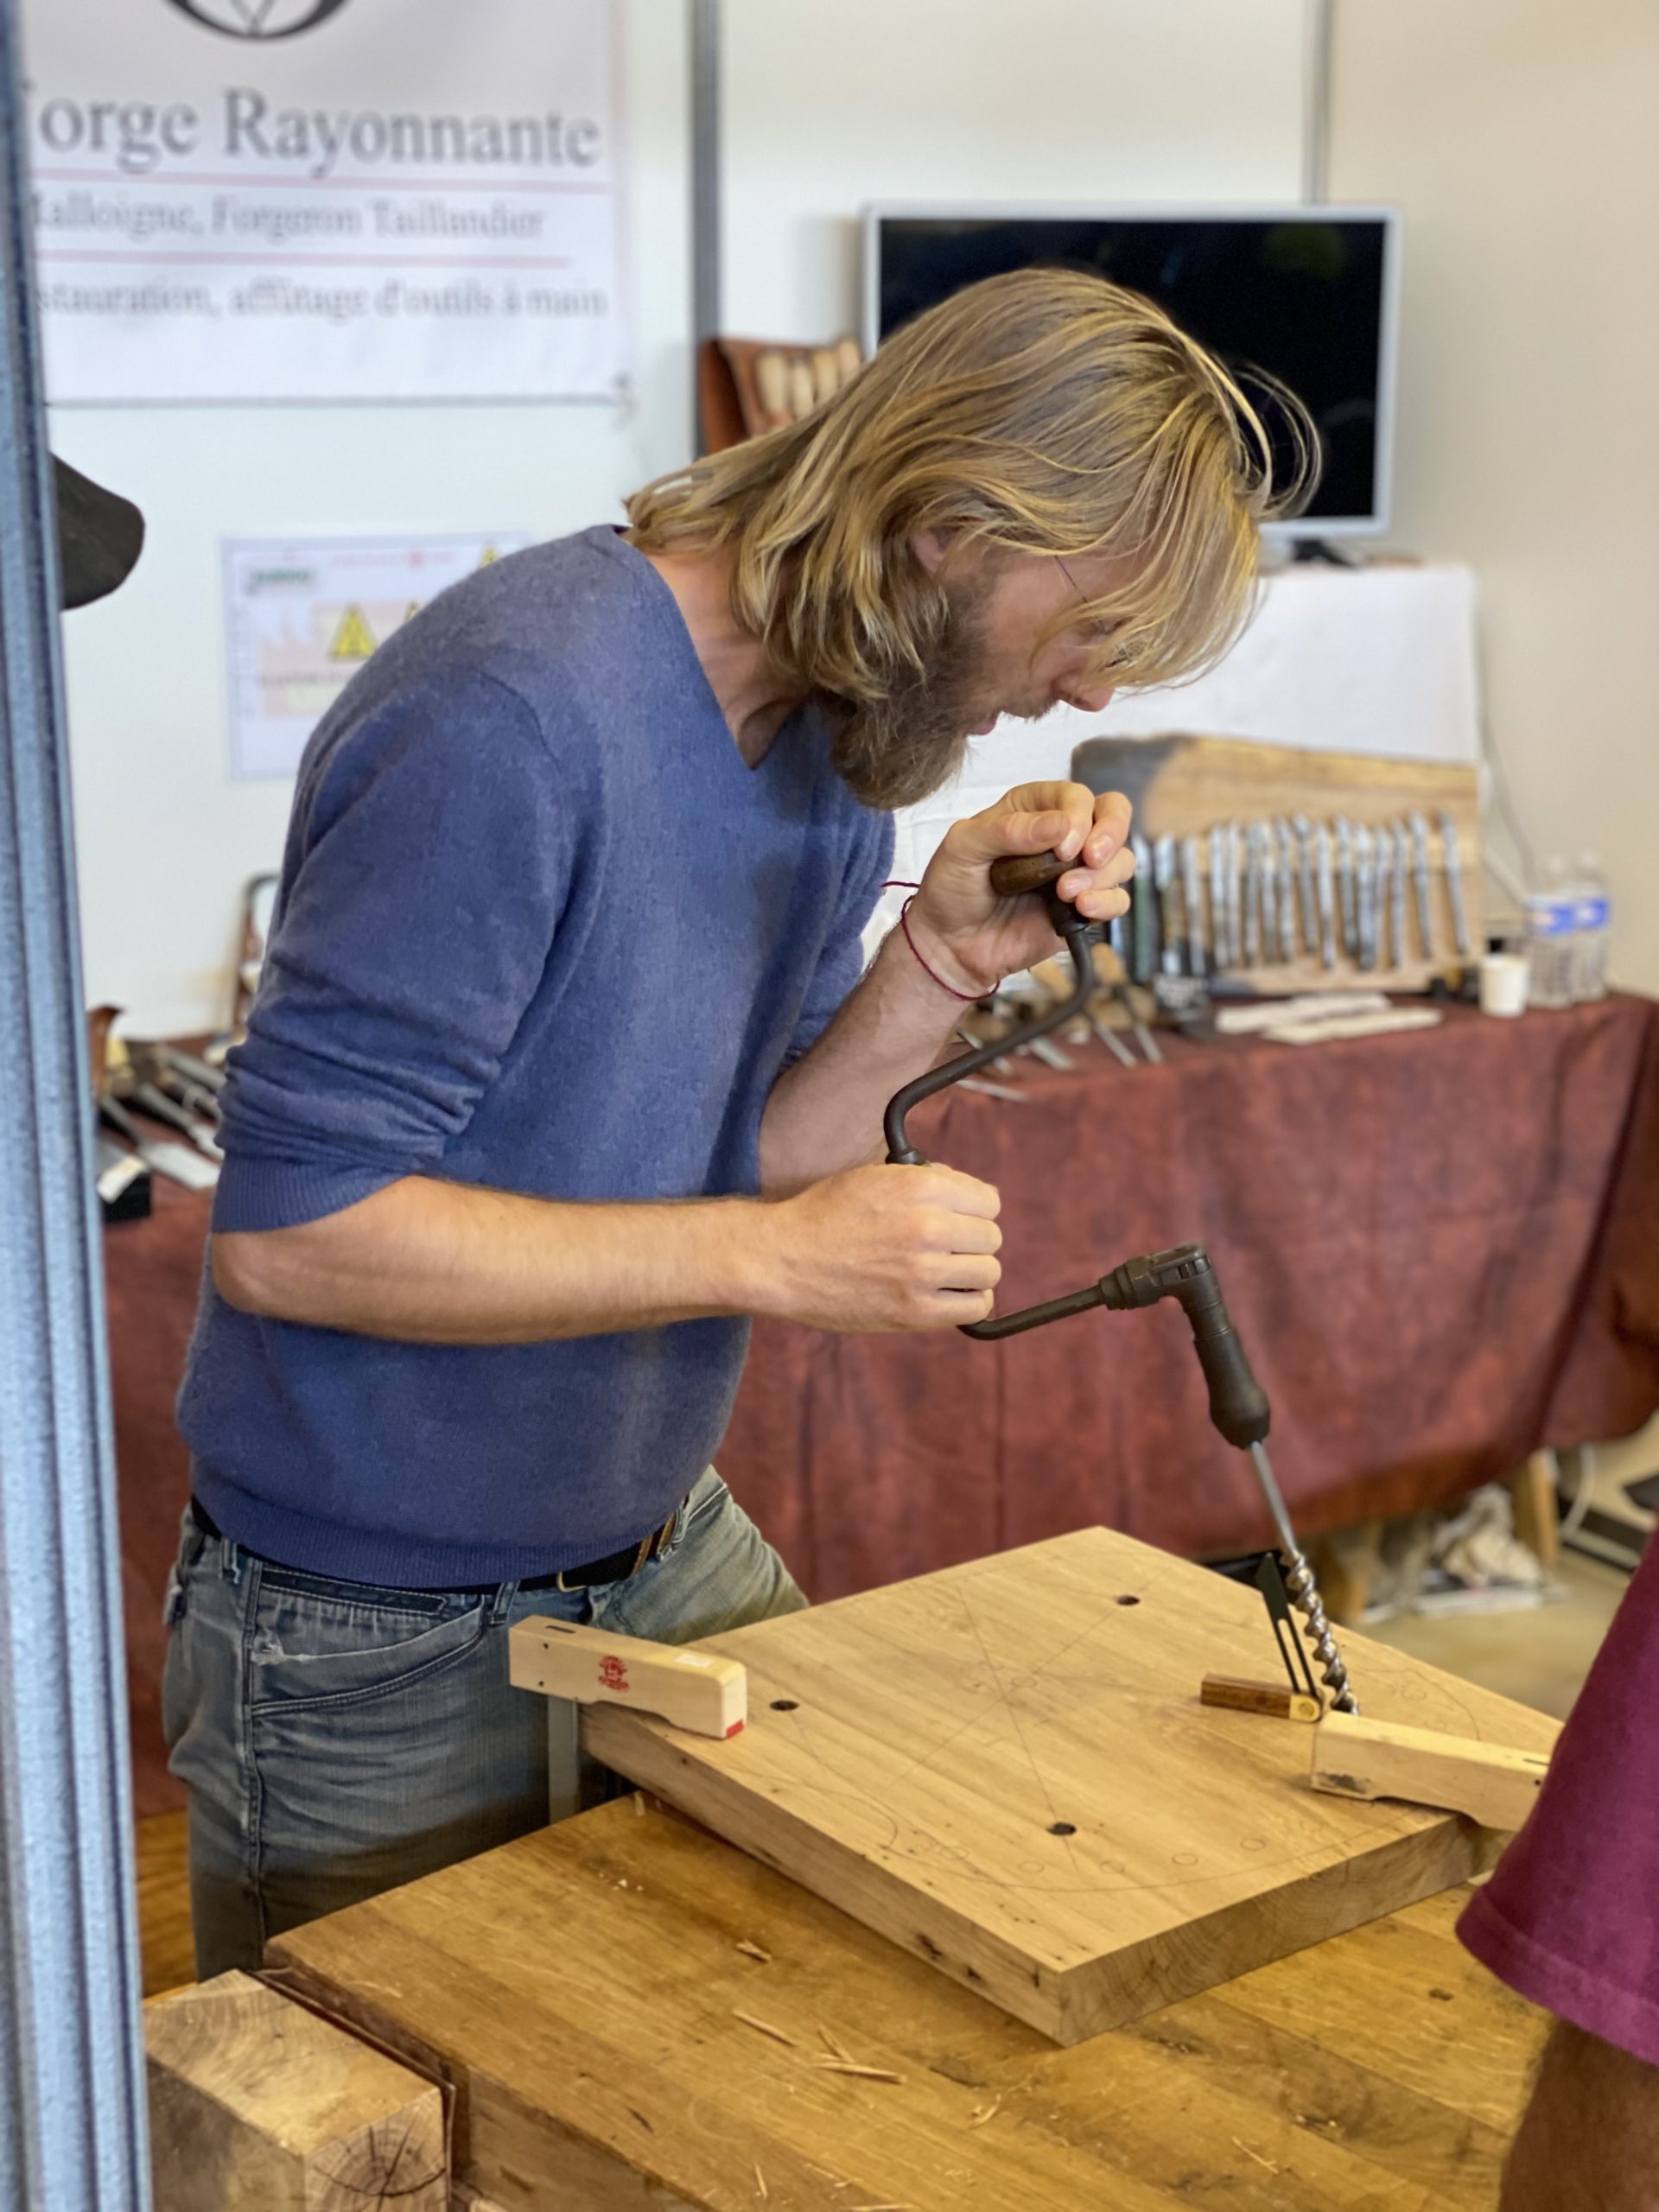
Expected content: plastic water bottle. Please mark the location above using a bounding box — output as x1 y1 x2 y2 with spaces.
1524 858 1576 1010
1572 852 1611 1001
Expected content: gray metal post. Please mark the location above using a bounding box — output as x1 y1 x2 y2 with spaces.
689 0 721 450
0 0 153 2200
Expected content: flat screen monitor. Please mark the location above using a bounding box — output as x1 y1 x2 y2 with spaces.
863 207 1402 539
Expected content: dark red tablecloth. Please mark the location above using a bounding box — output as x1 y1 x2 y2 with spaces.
107 994 1659 1811
716 995 1659 1600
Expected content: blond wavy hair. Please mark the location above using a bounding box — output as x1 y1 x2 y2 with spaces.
626 266 1316 719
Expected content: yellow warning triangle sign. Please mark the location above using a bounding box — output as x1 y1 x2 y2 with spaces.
327 605 376 660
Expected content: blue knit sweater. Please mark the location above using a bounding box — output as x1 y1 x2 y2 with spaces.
178 527 893 1586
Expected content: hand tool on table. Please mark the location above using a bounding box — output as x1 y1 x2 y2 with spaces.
1293 812 1318 959
1225 822 1245 976
1354 824 1378 971
1129 831 1158 982
1208 827 1230 972
1334 817 1358 961
1408 811 1436 960
884 849 1358 1714
1388 823 1409 971
510 1618 747 1821
1313 823 1338 969
1256 821 1280 965
1180 834 1207 978
1440 810 1472 957
1274 820 1298 963
1153 833 1183 975
1242 825 1262 967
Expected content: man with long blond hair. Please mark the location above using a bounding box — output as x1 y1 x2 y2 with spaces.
162 267 1308 1974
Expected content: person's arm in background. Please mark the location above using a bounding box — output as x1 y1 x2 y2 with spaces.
757 781 1133 1193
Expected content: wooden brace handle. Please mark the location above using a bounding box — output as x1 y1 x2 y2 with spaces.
989 851 1071 899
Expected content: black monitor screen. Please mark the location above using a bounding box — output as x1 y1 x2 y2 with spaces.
872 213 1395 531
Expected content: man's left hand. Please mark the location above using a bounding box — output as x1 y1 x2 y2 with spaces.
905 782 1135 997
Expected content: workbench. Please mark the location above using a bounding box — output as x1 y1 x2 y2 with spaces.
270 1793 1548 2210
721 994 1659 1597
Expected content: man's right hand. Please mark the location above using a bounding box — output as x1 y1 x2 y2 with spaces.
753 1161 1002 1332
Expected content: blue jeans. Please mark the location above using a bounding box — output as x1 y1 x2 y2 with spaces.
161 1467 804 1979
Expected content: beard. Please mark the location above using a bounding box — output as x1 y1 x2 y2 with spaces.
818 570 1014 811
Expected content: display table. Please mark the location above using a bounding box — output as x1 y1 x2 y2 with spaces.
718 995 1659 1599
105 995 1659 1809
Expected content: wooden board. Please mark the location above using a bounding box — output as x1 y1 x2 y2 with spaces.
1073 732 1484 993
272 1796 1552 2212
584 1529 1559 2044
146 1970 447 2210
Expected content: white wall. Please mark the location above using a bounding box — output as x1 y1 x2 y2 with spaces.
51 0 690 1037
1328 0 1659 985
56 0 1311 1033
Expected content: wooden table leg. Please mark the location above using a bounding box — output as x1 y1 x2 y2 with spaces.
1312 1518 1383 1626
1510 1450 1561 1573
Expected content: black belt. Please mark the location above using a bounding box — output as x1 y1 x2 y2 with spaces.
188 1497 680 1596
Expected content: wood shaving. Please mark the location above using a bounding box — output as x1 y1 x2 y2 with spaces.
735 1940 772 1964
817 2024 854 2063
632 1793 645 1816
732 2010 797 2047
813 2059 906 2084
1231 2136 1281 2175
967 2097 1002 2127
753 2161 769 2199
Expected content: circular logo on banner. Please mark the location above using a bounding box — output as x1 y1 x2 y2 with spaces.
162 0 353 36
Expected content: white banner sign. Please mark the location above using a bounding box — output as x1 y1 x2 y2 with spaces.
224 532 532 779
23 0 626 404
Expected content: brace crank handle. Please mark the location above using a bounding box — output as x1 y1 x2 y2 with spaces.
1097 1247 1272 1450
883 852 1095 1165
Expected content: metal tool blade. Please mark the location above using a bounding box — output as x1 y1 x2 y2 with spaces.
1354 825 1377 971
1389 823 1409 971
1293 812 1317 960
1129 831 1157 982
1243 823 1262 966
1180 834 1206 978
1257 823 1280 963
1408 811 1435 960
1226 823 1245 973
1117 982 1162 1064
1154 833 1182 975
1274 819 1298 963
1440 810 1471 957
1334 817 1357 960
1208 826 1230 972
1314 823 1338 969
1087 1005 1136 1068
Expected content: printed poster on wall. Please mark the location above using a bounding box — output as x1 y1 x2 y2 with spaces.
223 533 532 779
22 0 626 404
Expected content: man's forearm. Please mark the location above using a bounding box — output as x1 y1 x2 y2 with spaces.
213 1178 775 1344
759 920 974 1192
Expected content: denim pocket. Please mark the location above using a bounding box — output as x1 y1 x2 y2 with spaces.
247 1579 487 1717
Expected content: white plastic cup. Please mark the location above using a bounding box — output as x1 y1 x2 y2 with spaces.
1480 953 1529 1018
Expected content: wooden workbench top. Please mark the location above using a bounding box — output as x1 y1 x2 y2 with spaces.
271 1796 1546 2210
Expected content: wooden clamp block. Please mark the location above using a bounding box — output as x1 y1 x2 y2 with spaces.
146 1969 446 2210
1200 1672 1322 1723
509 1616 747 1738
1310 1709 1554 1830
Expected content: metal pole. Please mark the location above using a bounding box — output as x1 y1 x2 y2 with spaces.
1303 0 1333 205
689 0 721 451
0 0 152 2198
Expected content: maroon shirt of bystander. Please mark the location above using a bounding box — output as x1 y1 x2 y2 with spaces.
1458 1530 1659 2065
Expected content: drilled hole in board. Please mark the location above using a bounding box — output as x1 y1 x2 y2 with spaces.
1116 1594 1141 1607
770 1699 799 1713
1048 1821 1077 1837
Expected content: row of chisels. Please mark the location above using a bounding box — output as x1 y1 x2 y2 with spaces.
1123 810 1472 981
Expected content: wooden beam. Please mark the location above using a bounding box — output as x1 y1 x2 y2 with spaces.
1510 1450 1561 1573
1310 1710 1554 1831
146 1971 447 2211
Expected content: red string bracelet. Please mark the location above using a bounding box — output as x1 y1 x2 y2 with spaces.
898 894 983 1002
